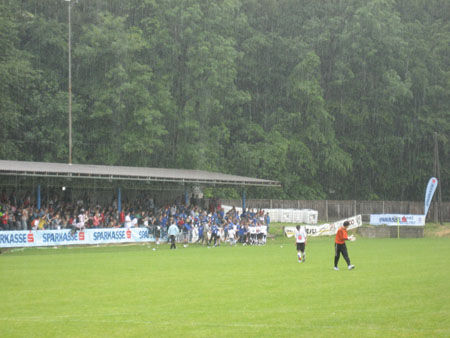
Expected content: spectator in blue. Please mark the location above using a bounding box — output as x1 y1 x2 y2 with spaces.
238 223 246 243
196 222 205 245
216 215 222 226
209 223 219 246
183 219 191 243
161 213 168 234
265 212 270 233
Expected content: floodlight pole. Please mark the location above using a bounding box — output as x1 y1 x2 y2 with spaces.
66 0 75 165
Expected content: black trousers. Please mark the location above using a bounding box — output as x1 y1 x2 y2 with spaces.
169 235 176 249
334 243 351 267
209 233 218 245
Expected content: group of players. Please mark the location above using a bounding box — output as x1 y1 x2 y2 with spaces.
294 221 356 270
165 215 268 249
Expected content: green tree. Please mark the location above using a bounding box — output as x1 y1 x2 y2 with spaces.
74 12 167 166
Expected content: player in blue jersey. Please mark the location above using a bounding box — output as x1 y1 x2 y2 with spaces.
209 224 219 246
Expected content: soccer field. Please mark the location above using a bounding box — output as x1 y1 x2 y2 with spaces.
1 235 449 337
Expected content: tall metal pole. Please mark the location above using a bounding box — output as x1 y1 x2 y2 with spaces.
67 0 73 164
433 132 443 224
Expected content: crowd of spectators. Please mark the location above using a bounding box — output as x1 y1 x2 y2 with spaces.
0 190 271 245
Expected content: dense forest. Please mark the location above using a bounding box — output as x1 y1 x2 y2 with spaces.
0 0 448 201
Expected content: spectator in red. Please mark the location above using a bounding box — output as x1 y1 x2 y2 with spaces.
119 210 125 226
2 210 8 229
100 210 106 227
93 211 100 227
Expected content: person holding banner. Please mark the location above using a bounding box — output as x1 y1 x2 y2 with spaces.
294 225 307 263
334 221 355 271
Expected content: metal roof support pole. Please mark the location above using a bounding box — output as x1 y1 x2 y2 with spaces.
118 187 122 212
242 190 246 213
37 184 41 210
184 187 189 206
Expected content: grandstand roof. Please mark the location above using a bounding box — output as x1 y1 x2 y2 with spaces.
0 160 281 187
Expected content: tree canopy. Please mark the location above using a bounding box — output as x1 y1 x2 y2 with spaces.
0 0 448 200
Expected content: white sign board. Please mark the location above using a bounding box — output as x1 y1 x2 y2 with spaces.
370 214 425 226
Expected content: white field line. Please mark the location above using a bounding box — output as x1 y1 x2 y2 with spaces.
0 315 446 333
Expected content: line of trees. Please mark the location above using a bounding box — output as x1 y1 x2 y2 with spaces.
0 0 448 201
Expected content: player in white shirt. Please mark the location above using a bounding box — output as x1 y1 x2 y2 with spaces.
124 212 132 228
260 225 267 245
70 209 86 235
294 225 307 263
76 210 86 230
227 227 236 246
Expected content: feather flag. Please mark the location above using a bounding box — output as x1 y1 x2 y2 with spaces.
424 177 438 217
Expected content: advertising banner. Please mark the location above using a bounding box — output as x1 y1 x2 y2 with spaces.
370 214 425 226
0 228 155 248
284 215 362 237
424 177 438 217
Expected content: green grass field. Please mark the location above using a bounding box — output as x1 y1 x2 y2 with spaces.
1 227 450 337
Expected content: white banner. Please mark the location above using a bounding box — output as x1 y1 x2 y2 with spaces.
284 215 362 237
222 206 318 224
424 177 438 217
370 214 425 226
0 228 155 248
248 226 267 235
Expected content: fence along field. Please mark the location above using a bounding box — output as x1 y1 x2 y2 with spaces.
221 199 450 222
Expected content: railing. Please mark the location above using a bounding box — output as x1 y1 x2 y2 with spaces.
218 199 450 222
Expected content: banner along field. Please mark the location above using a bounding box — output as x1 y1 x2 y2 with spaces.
1 234 449 337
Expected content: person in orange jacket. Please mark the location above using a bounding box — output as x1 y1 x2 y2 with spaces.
334 221 355 271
